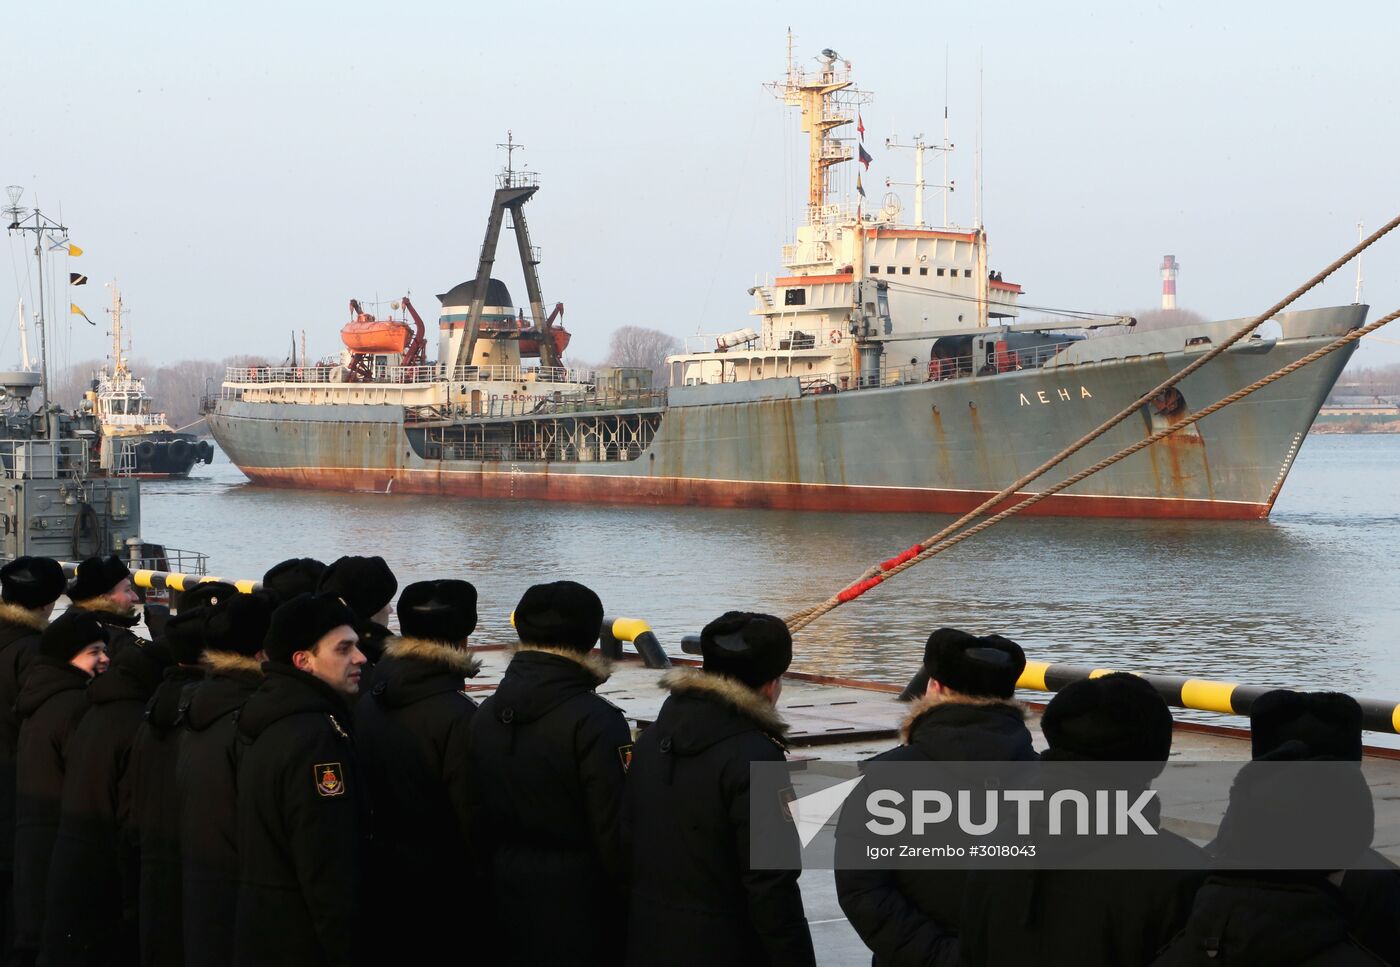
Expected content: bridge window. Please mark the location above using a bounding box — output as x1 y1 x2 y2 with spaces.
919 267 928 276
964 269 972 278
901 267 910 275
886 266 896 274
784 289 806 306
937 268 945 277
869 265 879 273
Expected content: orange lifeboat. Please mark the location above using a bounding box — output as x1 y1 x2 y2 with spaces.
551 325 571 357
341 314 411 354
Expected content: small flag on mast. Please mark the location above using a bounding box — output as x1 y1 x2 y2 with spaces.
69 272 87 286
857 112 866 140
858 144 873 170
856 173 865 198
66 243 83 257
70 303 94 325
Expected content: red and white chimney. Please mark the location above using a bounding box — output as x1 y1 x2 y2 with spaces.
1161 255 1178 310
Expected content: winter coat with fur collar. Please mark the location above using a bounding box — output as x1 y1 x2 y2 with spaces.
131 664 205 967
354 636 481 962
623 668 815 967
13 657 92 953
0 601 47 875
42 640 168 966
468 646 632 967
835 695 1037 967
233 662 366 967
176 651 264 967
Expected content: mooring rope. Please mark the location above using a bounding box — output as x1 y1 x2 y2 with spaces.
786 213 1400 631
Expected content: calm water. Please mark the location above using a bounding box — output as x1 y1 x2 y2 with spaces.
140 435 1400 720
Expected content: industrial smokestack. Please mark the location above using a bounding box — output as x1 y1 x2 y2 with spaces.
1161 255 1178 310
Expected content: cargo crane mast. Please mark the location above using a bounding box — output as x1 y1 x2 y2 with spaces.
399 295 427 367
454 132 562 373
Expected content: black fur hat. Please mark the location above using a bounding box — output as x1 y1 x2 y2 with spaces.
0 557 66 609
203 591 277 658
262 558 327 604
177 581 239 614
700 611 793 688
1041 673 1174 763
398 580 478 643
317 556 397 622
39 609 108 662
164 608 210 665
1250 690 1363 762
67 555 132 603
514 581 604 653
922 628 1025 700
265 593 358 664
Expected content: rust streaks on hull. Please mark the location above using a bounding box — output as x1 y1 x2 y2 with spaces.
237 465 1270 520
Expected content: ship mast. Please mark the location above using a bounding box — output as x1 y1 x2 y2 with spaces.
767 35 871 223
4 186 68 433
107 280 128 375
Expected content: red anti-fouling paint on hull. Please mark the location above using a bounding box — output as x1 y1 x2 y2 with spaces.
237 466 1271 521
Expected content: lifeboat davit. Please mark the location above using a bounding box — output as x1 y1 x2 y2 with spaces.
341 314 411 354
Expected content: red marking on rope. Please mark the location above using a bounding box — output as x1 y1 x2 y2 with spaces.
837 576 885 602
879 545 924 571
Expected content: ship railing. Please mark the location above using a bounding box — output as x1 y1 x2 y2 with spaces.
437 389 666 421
0 438 90 480
788 340 1081 395
102 414 169 429
444 364 595 385
222 363 597 387
432 441 647 464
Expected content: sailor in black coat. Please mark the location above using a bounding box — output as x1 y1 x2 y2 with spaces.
65 556 145 657
233 593 367 967
12 611 109 966
1240 690 1400 965
1154 741 1384 966
960 673 1206 967
354 580 480 962
175 592 274 967
835 628 1036 967
0 557 65 960
316 556 396 665
42 638 171 967
130 607 215 967
623 612 815 967
468 581 631 967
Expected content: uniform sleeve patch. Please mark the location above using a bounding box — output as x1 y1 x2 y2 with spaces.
617 744 634 772
314 762 346 797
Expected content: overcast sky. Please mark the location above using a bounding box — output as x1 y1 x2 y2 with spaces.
4 0 1398 379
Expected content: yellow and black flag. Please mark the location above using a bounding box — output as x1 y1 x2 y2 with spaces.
69 272 88 286
70 303 94 326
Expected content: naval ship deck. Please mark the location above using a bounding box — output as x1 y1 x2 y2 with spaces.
463 649 1400 967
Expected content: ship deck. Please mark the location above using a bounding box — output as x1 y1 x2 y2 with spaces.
464 649 1400 967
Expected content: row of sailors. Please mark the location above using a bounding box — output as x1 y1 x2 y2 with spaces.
0 553 1396 966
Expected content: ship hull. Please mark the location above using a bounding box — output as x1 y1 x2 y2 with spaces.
208 307 1362 520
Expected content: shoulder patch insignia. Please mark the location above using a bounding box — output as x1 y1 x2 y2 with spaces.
314 762 345 797
617 744 634 772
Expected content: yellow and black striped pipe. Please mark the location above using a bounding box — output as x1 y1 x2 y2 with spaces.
60 562 260 595
1016 661 1400 736
600 617 670 670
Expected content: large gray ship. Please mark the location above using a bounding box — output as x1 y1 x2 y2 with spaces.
207 49 1362 521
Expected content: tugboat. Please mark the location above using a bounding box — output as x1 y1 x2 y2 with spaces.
82 282 214 478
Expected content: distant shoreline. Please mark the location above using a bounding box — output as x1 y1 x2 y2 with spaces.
1310 421 1400 434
